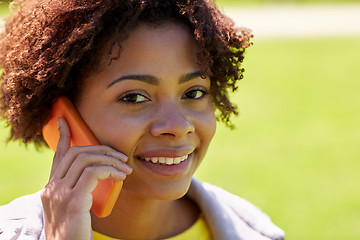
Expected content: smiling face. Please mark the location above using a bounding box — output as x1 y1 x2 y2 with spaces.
77 22 216 200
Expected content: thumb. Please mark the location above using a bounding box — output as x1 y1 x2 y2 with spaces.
50 117 71 176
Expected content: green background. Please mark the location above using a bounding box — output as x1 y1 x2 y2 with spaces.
1 1 360 240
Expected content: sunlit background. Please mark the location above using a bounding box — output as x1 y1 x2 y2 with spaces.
1 1 360 240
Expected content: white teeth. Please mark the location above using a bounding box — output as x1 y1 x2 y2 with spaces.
159 157 166 164
140 154 190 165
166 158 173 165
174 157 181 164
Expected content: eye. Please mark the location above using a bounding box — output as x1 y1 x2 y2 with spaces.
118 91 149 103
183 88 208 100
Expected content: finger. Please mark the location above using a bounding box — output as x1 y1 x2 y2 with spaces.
73 165 127 194
64 152 132 188
52 145 128 180
96 146 129 163
50 117 71 176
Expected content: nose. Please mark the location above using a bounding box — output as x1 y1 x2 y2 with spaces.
150 103 195 138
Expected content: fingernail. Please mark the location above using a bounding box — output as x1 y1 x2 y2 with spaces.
117 152 128 162
125 165 133 174
122 156 129 163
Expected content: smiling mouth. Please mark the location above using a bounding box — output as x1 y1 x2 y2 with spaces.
138 154 190 165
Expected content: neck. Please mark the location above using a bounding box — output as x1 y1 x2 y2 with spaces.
91 189 200 239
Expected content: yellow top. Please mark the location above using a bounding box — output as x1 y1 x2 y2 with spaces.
93 214 211 240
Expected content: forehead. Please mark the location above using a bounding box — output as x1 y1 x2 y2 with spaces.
96 22 197 72
79 22 199 90
78 24 189 84
122 22 195 57
105 21 195 63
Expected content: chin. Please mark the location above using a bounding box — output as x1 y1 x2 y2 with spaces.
123 175 193 201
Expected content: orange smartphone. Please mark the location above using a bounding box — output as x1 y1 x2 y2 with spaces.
42 96 122 218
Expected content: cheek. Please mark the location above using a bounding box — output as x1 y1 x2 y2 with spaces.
190 110 216 173
90 112 147 154
195 110 216 149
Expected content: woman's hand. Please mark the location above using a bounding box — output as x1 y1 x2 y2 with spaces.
41 118 132 240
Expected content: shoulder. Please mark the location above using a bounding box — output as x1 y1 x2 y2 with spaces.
0 192 45 240
188 178 285 240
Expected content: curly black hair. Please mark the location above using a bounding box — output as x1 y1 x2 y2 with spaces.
0 0 252 146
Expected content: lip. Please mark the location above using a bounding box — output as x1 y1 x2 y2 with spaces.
135 148 194 177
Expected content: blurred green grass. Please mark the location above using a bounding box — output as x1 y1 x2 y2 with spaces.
1 36 360 240
195 37 360 240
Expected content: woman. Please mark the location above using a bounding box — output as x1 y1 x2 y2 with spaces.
0 0 284 239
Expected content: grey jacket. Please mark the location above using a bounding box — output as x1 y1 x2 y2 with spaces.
0 179 285 240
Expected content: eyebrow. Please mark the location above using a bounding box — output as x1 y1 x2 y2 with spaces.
107 75 159 88
107 70 205 88
179 70 205 84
